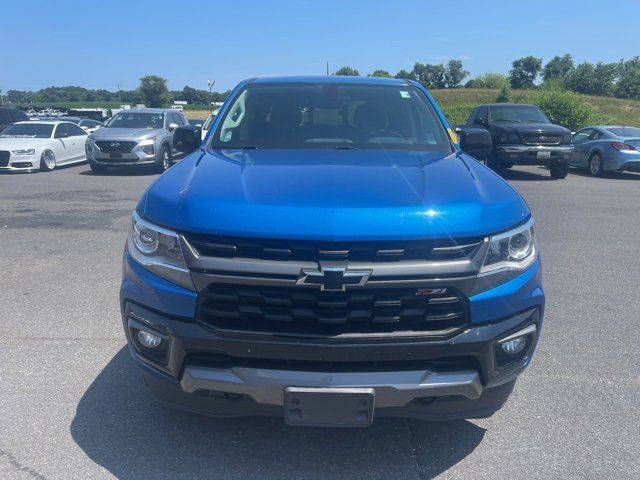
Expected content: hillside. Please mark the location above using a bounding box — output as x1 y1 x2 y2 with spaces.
430 88 640 126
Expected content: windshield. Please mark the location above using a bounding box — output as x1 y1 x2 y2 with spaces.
209 83 451 151
0 124 53 138
79 119 100 127
490 106 550 124
607 127 640 137
105 112 164 129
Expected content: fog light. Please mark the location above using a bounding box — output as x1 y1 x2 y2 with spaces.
501 337 526 354
137 330 161 348
142 145 154 155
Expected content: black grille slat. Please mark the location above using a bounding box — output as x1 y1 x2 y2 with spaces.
197 284 467 337
186 235 483 263
0 151 10 167
95 140 137 153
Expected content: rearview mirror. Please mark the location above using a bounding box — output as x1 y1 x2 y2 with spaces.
473 117 485 126
173 125 202 154
458 127 493 161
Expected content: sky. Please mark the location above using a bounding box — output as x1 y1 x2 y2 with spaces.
2 0 640 93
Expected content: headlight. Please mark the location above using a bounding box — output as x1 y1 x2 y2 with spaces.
498 133 521 144
561 134 572 144
137 136 156 146
12 149 35 155
127 212 195 290
473 218 537 293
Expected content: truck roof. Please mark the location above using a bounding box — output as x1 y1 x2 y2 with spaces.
250 75 411 86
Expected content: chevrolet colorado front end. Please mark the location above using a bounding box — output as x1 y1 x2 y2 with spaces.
120 77 544 426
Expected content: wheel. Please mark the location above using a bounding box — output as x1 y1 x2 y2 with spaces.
549 162 569 179
153 146 171 173
40 150 56 171
89 160 108 173
588 153 604 177
485 150 503 172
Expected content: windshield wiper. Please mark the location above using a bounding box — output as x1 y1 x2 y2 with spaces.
333 145 359 150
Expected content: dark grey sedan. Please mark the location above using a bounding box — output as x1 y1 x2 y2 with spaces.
570 125 640 176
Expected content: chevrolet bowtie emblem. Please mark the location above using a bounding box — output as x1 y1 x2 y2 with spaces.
296 266 372 291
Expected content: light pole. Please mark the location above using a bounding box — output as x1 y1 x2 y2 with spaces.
207 79 215 111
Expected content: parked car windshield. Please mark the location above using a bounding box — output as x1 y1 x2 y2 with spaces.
0 123 54 138
490 106 550 124
105 112 164 129
79 119 101 127
210 83 452 151
607 126 640 137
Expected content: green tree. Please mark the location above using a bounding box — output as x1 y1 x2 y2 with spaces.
444 60 469 88
369 69 392 78
565 62 616 96
334 66 360 76
542 54 575 82
138 75 172 107
615 57 640 99
509 56 543 89
467 73 509 89
395 69 415 80
413 63 446 89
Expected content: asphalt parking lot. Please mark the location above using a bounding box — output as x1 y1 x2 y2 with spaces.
1 163 639 479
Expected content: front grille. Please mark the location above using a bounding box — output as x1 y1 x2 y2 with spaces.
185 234 483 262
0 150 9 167
522 133 562 145
95 140 137 153
197 284 468 337
186 351 479 373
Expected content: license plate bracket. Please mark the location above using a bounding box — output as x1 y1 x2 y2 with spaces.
284 387 375 427
110 152 122 159
537 150 551 159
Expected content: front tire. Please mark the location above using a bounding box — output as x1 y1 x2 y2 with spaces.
40 150 56 172
486 150 503 172
153 146 171 173
588 153 604 177
550 162 569 179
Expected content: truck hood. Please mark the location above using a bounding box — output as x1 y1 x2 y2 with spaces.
90 127 162 140
491 122 570 135
139 149 529 241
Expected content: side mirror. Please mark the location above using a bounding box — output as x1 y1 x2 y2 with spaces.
168 123 179 131
458 127 493 161
173 125 202 154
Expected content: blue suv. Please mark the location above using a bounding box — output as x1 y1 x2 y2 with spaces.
121 76 544 426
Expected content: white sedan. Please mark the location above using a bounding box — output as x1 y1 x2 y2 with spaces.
0 121 88 172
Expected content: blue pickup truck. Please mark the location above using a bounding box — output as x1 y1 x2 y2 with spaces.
121 76 544 426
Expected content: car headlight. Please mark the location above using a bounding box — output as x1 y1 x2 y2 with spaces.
137 136 156 146
473 218 537 293
127 212 195 290
499 133 521 144
12 149 35 155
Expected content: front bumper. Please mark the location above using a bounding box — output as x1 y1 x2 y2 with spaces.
87 141 156 166
120 251 544 422
497 145 573 165
0 155 39 172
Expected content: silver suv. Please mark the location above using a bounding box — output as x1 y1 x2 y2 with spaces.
85 108 188 173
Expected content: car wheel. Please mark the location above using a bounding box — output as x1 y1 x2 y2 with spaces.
550 162 569 179
588 153 603 176
89 160 108 174
486 151 502 172
154 146 171 173
40 150 56 172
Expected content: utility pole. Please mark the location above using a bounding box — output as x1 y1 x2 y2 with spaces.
117 84 123 103
326 62 329 76
207 79 215 111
